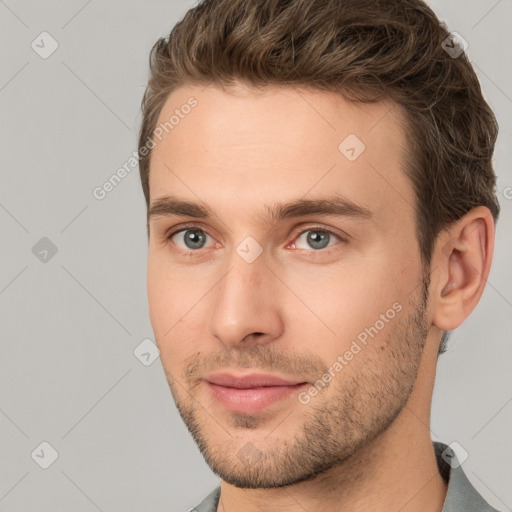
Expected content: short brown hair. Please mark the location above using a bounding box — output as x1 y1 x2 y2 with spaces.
138 0 500 333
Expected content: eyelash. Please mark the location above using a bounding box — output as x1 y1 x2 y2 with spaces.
165 223 346 255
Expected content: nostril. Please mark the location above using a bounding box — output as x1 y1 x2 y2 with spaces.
241 332 265 343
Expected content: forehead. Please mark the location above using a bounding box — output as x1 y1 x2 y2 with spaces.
148 83 415 229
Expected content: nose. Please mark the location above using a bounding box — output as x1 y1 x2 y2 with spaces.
209 250 284 348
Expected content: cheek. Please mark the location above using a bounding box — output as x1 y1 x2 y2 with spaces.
147 253 186 345
287 255 408 359
147 253 209 370
147 255 169 335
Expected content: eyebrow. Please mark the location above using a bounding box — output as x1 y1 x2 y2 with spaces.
148 194 373 225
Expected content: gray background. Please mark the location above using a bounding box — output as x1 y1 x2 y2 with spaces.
0 1 511 511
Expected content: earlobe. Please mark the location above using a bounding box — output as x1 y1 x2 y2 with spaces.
432 207 495 332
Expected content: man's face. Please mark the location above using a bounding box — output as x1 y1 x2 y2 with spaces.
147 83 430 488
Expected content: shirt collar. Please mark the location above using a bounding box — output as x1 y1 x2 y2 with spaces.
434 441 499 512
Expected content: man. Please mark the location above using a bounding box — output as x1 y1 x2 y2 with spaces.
138 0 501 510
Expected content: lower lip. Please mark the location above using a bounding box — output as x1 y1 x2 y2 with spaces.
206 382 308 414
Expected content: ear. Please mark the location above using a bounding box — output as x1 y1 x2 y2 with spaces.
431 206 495 332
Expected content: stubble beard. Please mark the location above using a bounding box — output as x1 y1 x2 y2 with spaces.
166 278 430 489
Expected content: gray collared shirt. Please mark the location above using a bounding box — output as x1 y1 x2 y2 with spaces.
190 442 501 511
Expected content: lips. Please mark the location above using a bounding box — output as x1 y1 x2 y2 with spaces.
205 372 308 414
206 372 305 388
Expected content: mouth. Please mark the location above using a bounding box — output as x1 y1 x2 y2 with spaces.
204 372 309 414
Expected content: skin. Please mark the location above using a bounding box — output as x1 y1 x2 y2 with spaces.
146 83 494 512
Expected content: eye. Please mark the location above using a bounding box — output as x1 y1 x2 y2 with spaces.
168 227 215 251
165 225 345 254
292 228 343 250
